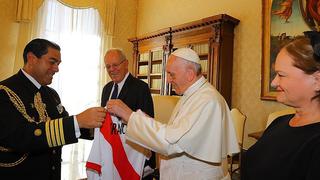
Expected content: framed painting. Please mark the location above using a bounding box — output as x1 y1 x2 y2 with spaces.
261 0 315 100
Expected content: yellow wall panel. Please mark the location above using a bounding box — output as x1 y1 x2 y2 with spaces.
112 0 137 73
0 0 19 80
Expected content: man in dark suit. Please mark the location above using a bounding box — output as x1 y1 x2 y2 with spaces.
0 38 106 180
101 48 156 179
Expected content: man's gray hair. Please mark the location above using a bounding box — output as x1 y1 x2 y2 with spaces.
106 48 127 61
185 60 202 75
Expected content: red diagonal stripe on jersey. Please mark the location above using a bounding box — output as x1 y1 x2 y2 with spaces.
100 113 140 180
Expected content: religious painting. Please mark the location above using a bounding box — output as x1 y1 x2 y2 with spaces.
261 0 319 100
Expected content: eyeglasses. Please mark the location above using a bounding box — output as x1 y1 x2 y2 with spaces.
105 60 126 70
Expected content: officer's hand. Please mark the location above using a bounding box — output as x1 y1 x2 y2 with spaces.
76 107 106 128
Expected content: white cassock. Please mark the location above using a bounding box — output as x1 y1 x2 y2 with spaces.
126 76 239 180
86 113 148 180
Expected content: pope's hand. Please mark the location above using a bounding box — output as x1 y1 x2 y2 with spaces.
107 99 133 123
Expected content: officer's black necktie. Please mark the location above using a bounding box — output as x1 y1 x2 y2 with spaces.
111 83 118 99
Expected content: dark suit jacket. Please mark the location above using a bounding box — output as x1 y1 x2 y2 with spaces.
101 73 155 168
0 70 78 180
101 73 154 117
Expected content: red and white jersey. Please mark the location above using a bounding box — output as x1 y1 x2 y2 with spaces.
86 113 147 180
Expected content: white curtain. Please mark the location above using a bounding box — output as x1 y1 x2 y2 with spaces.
34 0 103 179
36 0 103 112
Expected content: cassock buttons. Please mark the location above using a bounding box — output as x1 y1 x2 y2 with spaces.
52 166 55 170
52 150 56 154
34 129 42 136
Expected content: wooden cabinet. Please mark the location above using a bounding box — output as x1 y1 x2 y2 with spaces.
128 14 239 106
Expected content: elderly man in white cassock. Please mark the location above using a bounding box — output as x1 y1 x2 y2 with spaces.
107 48 239 180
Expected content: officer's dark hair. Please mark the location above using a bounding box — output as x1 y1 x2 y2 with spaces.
23 38 60 64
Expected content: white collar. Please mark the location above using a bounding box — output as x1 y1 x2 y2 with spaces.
114 72 129 92
183 76 206 97
117 72 129 86
21 69 41 89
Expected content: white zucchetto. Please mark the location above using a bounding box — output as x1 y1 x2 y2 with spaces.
171 48 200 64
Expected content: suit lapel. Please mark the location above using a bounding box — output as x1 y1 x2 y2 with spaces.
117 73 133 100
101 82 113 107
105 83 113 100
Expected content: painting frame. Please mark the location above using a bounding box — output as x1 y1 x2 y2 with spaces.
261 0 277 100
261 0 314 100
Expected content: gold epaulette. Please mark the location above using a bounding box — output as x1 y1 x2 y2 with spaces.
0 85 34 123
0 85 51 167
45 118 66 147
0 85 50 124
